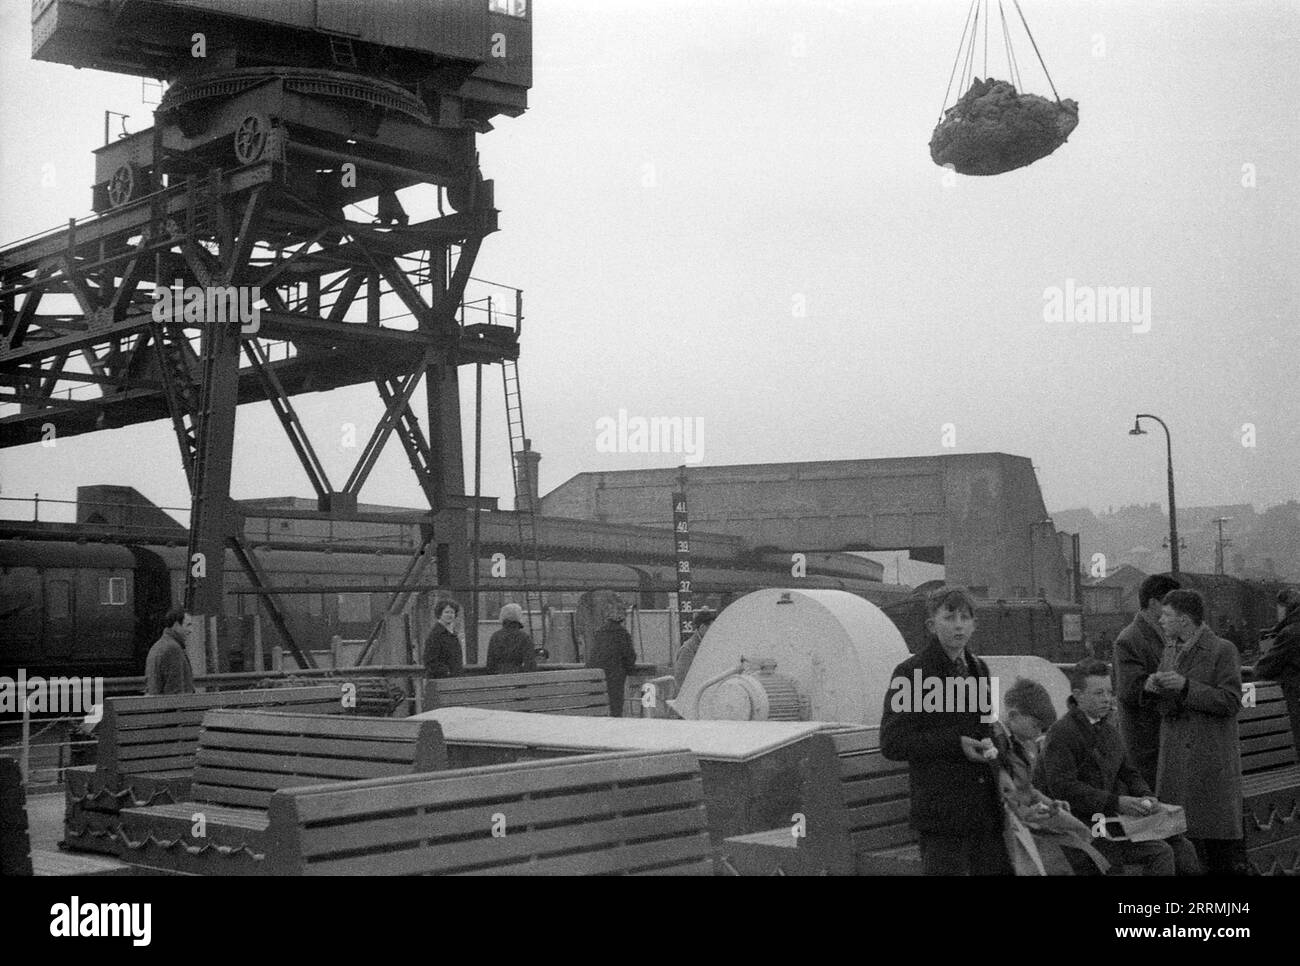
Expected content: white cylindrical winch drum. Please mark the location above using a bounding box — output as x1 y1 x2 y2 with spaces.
672 588 912 726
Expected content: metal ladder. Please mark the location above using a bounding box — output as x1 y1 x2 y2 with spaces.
501 358 546 647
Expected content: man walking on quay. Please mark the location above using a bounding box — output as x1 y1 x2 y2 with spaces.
145 607 195 696
1151 589 1247 875
880 585 1010 875
587 609 637 717
1113 574 1181 789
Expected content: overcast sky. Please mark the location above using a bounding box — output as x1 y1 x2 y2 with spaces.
1 0 1296 527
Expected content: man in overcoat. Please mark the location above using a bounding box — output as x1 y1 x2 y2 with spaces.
1151 589 1246 875
1112 574 1180 789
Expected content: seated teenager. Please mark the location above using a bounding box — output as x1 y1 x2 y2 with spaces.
991 678 1108 875
1040 659 1198 876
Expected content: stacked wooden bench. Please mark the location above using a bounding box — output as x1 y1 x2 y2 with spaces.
1240 680 1300 875
721 727 919 875
64 685 352 856
426 669 610 716
117 709 446 874
262 749 713 875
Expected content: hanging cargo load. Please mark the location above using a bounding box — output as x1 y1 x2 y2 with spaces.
930 1 1078 176
930 77 1078 176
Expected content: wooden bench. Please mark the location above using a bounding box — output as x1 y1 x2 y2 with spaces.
1240 680 1300 875
64 684 352 856
425 669 610 716
115 709 445 875
262 749 713 875
721 727 919 875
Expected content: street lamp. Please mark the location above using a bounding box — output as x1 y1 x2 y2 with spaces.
1129 414 1180 573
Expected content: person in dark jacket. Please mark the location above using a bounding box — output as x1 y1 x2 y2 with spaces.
1039 659 1196 875
486 602 537 674
1112 573 1180 789
879 585 1010 875
144 607 195 695
586 611 637 717
1255 589 1300 766
423 599 464 679
671 607 717 691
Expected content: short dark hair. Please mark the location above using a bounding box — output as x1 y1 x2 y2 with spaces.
1139 574 1181 609
925 585 977 619
163 606 188 629
1161 589 1204 625
1004 677 1058 728
693 608 718 626
1068 658 1110 691
433 599 460 618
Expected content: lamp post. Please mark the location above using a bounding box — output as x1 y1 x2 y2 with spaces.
1129 414 1179 574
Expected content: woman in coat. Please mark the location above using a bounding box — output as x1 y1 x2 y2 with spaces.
423 599 464 679
486 602 537 674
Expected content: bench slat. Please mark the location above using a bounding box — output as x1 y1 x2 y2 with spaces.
287 750 701 824
201 731 433 761
196 750 422 781
434 670 605 690
837 753 906 780
295 774 705 858
110 686 343 712
840 772 911 806
437 694 610 714
844 797 912 831
303 806 709 875
461 834 715 877
201 710 428 740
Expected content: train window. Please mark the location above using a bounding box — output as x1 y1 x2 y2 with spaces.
47 580 71 618
98 576 127 605
489 0 528 17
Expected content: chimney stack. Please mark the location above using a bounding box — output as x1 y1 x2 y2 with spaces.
513 439 541 513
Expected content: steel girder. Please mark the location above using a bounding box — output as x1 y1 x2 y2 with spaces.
0 157 516 669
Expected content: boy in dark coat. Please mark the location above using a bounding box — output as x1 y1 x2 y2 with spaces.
880 585 1010 875
1255 589 1300 765
587 612 637 717
1112 574 1180 789
486 602 537 674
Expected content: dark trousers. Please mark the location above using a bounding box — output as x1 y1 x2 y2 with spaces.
918 832 1013 876
1065 834 1199 876
605 675 626 717
1191 837 1249 876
